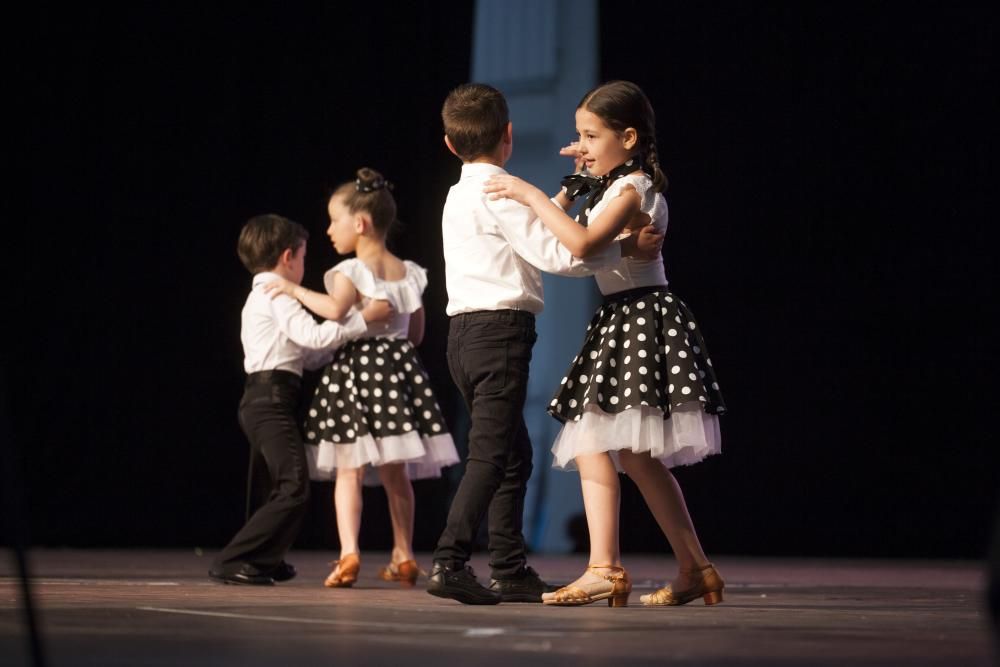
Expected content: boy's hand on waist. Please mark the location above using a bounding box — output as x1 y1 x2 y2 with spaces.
621 224 664 260
361 299 394 324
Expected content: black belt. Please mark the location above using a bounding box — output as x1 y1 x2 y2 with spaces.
449 309 535 327
245 369 301 388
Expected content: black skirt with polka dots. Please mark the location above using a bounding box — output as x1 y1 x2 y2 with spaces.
303 338 450 447
548 286 726 423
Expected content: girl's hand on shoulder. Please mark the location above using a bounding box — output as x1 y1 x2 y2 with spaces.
263 276 297 299
483 175 543 206
559 141 586 173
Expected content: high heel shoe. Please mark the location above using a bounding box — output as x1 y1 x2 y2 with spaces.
640 563 724 606
323 553 360 588
377 559 421 587
542 565 631 607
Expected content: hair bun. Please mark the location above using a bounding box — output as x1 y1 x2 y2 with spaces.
355 167 393 193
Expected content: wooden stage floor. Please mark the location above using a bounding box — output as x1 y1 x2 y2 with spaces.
1 550 995 666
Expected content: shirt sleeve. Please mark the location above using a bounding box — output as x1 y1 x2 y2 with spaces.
489 196 621 276
269 294 368 350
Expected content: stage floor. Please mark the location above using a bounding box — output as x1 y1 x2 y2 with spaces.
0 550 994 666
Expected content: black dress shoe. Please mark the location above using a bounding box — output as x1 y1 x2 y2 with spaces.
208 564 275 586
426 563 501 605
489 566 559 602
266 561 297 582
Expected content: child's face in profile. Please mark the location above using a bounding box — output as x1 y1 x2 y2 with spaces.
575 108 635 177
326 195 360 254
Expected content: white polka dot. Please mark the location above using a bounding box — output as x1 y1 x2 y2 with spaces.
590 350 599 359
432 423 441 432
682 387 692 395
610 396 619 405
669 384 675 392
579 374 589 384
374 388 383 398
596 374 604 383
693 346 701 354
414 375 423 384
610 358 617 367
376 358 385 366
346 429 355 438
623 323 631 332
707 359 713 367
389 406 398 415
637 333 647 342
624 355 631 365
638 349 648 358
425 388 433 396
360 372 369 381
637 317 646 325
345 380 353 388
374 421 381 430
388 421 396 429
340 366 349 373
639 367 647 375
341 415 350 423
336 399 345 408
655 371 661 380
550 398 558 406
321 376 329 384
624 371 632 381
637 301 646 309
389 390 398 399
307 431 315 440
393 352 402 360
326 418 335 427
679 351 688 359
610 377 618 387
688 322 696 330
567 380 574 389
403 422 413 431
331 384 340 392
671 365 680 374
309 409 317 417
664 346 670 354
668 329 677 337
624 339 631 349
712 382 720 390
689 373 697 381
375 373 383 381
598 393 604 401
320 398 328 407
569 399 578 408
360 356 369 365
332 434 341 442
600 326 608 334
374 404 382 413
361 389 369 398
609 339 617 348
414 398 423 407
361 344 370 352
640 384 647 393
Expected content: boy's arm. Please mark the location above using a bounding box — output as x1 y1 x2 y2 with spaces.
489 197 622 277
269 293 367 351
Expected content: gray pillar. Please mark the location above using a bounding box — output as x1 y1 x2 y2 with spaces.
472 0 599 552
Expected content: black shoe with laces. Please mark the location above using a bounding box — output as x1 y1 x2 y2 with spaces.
489 566 559 602
426 563 501 605
267 561 297 582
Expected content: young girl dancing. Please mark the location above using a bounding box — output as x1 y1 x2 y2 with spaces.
267 167 459 588
484 81 727 607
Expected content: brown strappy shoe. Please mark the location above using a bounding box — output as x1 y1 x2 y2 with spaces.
377 559 421 587
542 565 631 607
323 553 360 588
640 563 724 606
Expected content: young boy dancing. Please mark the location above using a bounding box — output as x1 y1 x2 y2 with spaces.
427 84 662 604
210 214 389 585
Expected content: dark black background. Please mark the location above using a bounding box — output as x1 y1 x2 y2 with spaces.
6 3 996 559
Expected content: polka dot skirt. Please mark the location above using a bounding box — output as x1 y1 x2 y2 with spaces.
304 338 450 447
549 288 726 423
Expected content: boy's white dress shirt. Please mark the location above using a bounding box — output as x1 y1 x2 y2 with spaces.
241 271 367 375
442 163 623 316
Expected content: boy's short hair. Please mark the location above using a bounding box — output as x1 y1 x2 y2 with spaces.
441 83 509 161
237 214 309 274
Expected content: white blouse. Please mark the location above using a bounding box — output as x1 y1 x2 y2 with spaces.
589 173 670 295
324 258 427 340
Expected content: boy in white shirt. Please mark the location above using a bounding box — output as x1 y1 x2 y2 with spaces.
210 214 390 585
427 84 662 604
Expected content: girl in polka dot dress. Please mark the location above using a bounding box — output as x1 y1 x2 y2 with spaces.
266 168 459 588
484 81 727 608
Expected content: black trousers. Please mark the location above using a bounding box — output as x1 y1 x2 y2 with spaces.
212 370 310 575
434 310 537 579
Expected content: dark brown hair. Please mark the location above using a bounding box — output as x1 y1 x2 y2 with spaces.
331 167 398 237
441 83 509 161
579 80 668 192
237 214 309 274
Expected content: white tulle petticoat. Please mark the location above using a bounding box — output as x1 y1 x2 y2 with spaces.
307 432 459 486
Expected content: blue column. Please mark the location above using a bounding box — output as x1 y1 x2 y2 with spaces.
472 0 598 552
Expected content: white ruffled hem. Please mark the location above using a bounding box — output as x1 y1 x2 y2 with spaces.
307 432 459 486
551 402 721 471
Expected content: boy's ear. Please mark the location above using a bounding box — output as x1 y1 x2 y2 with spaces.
444 134 460 158
503 121 513 145
278 247 294 266
622 127 638 151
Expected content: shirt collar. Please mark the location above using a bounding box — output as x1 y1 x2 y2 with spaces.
252 271 280 289
460 162 507 179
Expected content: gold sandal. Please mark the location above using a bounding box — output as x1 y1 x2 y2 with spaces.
323 553 360 588
542 565 631 607
640 563 724 606
377 559 422 587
